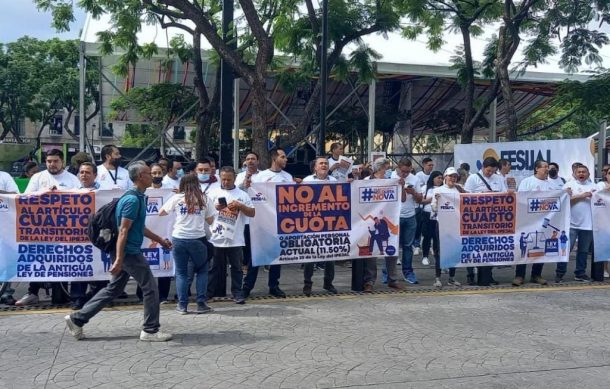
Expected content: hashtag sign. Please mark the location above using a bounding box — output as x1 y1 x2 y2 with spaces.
529 199 540 212
361 188 373 202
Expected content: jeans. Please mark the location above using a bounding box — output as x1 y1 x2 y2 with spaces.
304 261 335 286
556 228 593 277
413 207 423 247
71 252 160 333
172 237 208 308
399 216 417 277
208 246 244 298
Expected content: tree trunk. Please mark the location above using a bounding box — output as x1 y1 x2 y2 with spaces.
497 27 518 141
460 25 476 145
250 79 270 168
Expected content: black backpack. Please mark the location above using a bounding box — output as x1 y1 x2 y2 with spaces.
87 190 139 252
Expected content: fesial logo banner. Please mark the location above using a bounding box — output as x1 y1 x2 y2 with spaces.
454 138 595 186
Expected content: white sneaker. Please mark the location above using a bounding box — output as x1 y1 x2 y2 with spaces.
413 247 420 256
64 315 84 340
447 278 461 287
15 293 39 306
396 259 402 265
433 278 442 288
422 257 430 266
140 330 173 342
604 271 609 278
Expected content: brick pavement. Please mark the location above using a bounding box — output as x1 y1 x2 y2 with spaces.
1 286 610 388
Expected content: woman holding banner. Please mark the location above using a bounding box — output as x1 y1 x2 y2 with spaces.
431 167 463 288
158 174 212 314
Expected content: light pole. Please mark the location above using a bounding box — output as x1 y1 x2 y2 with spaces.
318 0 329 156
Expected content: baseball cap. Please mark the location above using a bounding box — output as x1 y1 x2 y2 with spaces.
444 167 459 177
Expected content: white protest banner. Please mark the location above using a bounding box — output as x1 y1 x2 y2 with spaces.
437 191 570 268
249 180 401 266
454 139 595 185
0 188 176 282
592 190 610 262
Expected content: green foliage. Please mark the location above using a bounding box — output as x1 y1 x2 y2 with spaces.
121 123 161 147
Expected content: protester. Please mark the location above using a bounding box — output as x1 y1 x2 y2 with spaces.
150 163 165 189
301 156 338 296
243 147 293 298
556 164 596 283
235 152 261 271
414 157 435 255
547 162 566 190
21 161 39 179
498 158 516 190
65 161 173 341
159 174 212 314
157 157 170 175
328 142 351 180
16 149 81 306
0 169 18 194
162 158 183 191
598 165 610 278
419 171 443 268
361 158 401 293
196 157 220 195
206 166 255 304
431 167 463 288
97 144 132 190
513 159 550 286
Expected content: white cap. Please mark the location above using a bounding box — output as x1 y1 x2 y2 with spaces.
444 167 459 177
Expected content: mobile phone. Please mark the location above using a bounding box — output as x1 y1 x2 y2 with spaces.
406 184 414 189
218 197 227 207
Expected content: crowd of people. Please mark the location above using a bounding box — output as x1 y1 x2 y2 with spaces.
1 143 609 341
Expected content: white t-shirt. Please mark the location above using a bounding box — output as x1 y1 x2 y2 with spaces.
547 176 566 190
160 193 206 239
161 175 180 190
253 169 293 183
399 174 420 218
597 181 609 191
431 184 461 220
421 185 440 213
25 169 80 193
415 171 430 189
200 180 221 194
236 169 260 189
0 171 18 193
206 186 253 247
465 170 507 193
302 174 337 182
563 179 597 230
97 165 133 190
518 176 550 192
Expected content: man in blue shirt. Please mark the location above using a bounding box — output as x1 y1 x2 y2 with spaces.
65 161 173 341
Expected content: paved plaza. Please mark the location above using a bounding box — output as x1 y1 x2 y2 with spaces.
1 279 610 388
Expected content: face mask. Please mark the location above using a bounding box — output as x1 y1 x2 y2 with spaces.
549 169 558 179
198 173 210 182
177 169 184 178
110 158 121 168
152 177 163 185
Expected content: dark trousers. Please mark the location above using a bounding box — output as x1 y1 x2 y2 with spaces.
515 263 544 279
243 263 281 290
304 262 335 286
208 246 244 298
243 224 252 268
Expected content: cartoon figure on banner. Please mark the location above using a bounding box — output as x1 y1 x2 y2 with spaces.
559 230 568 255
101 252 112 272
368 216 390 255
519 232 533 258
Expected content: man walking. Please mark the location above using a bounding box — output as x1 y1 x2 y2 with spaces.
65 161 173 341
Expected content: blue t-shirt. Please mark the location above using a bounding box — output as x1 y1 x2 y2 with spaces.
116 189 147 255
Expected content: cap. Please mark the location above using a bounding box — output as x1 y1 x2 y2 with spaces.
444 167 459 177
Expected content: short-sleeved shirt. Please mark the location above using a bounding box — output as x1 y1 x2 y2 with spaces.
160 193 206 239
563 179 597 230
302 174 337 182
253 169 293 183
518 176 550 192
206 186 253 247
116 190 147 255
97 165 133 190
464 170 507 193
0 171 18 193
161 175 180 190
25 169 80 193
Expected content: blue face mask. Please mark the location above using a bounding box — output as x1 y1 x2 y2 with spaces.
177 169 184 178
198 173 210 182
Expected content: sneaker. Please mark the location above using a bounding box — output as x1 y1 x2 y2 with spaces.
140 330 172 342
554 275 564 284
405 272 419 284
433 278 442 288
195 302 213 314
447 278 461 287
413 247 420 256
422 257 430 266
531 276 548 285
363 283 373 293
387 281 404 290
303 284 312 297
323 284 338 294
442 268 449 274
234 296 246 305
64 315 84 340
15 293 39 306
574 274 591 282
604 271 609 278
396 259 402 265
512 276 524 286
175 305 188 315
269 287 286 298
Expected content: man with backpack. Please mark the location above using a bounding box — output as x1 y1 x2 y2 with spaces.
65 161 173 341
